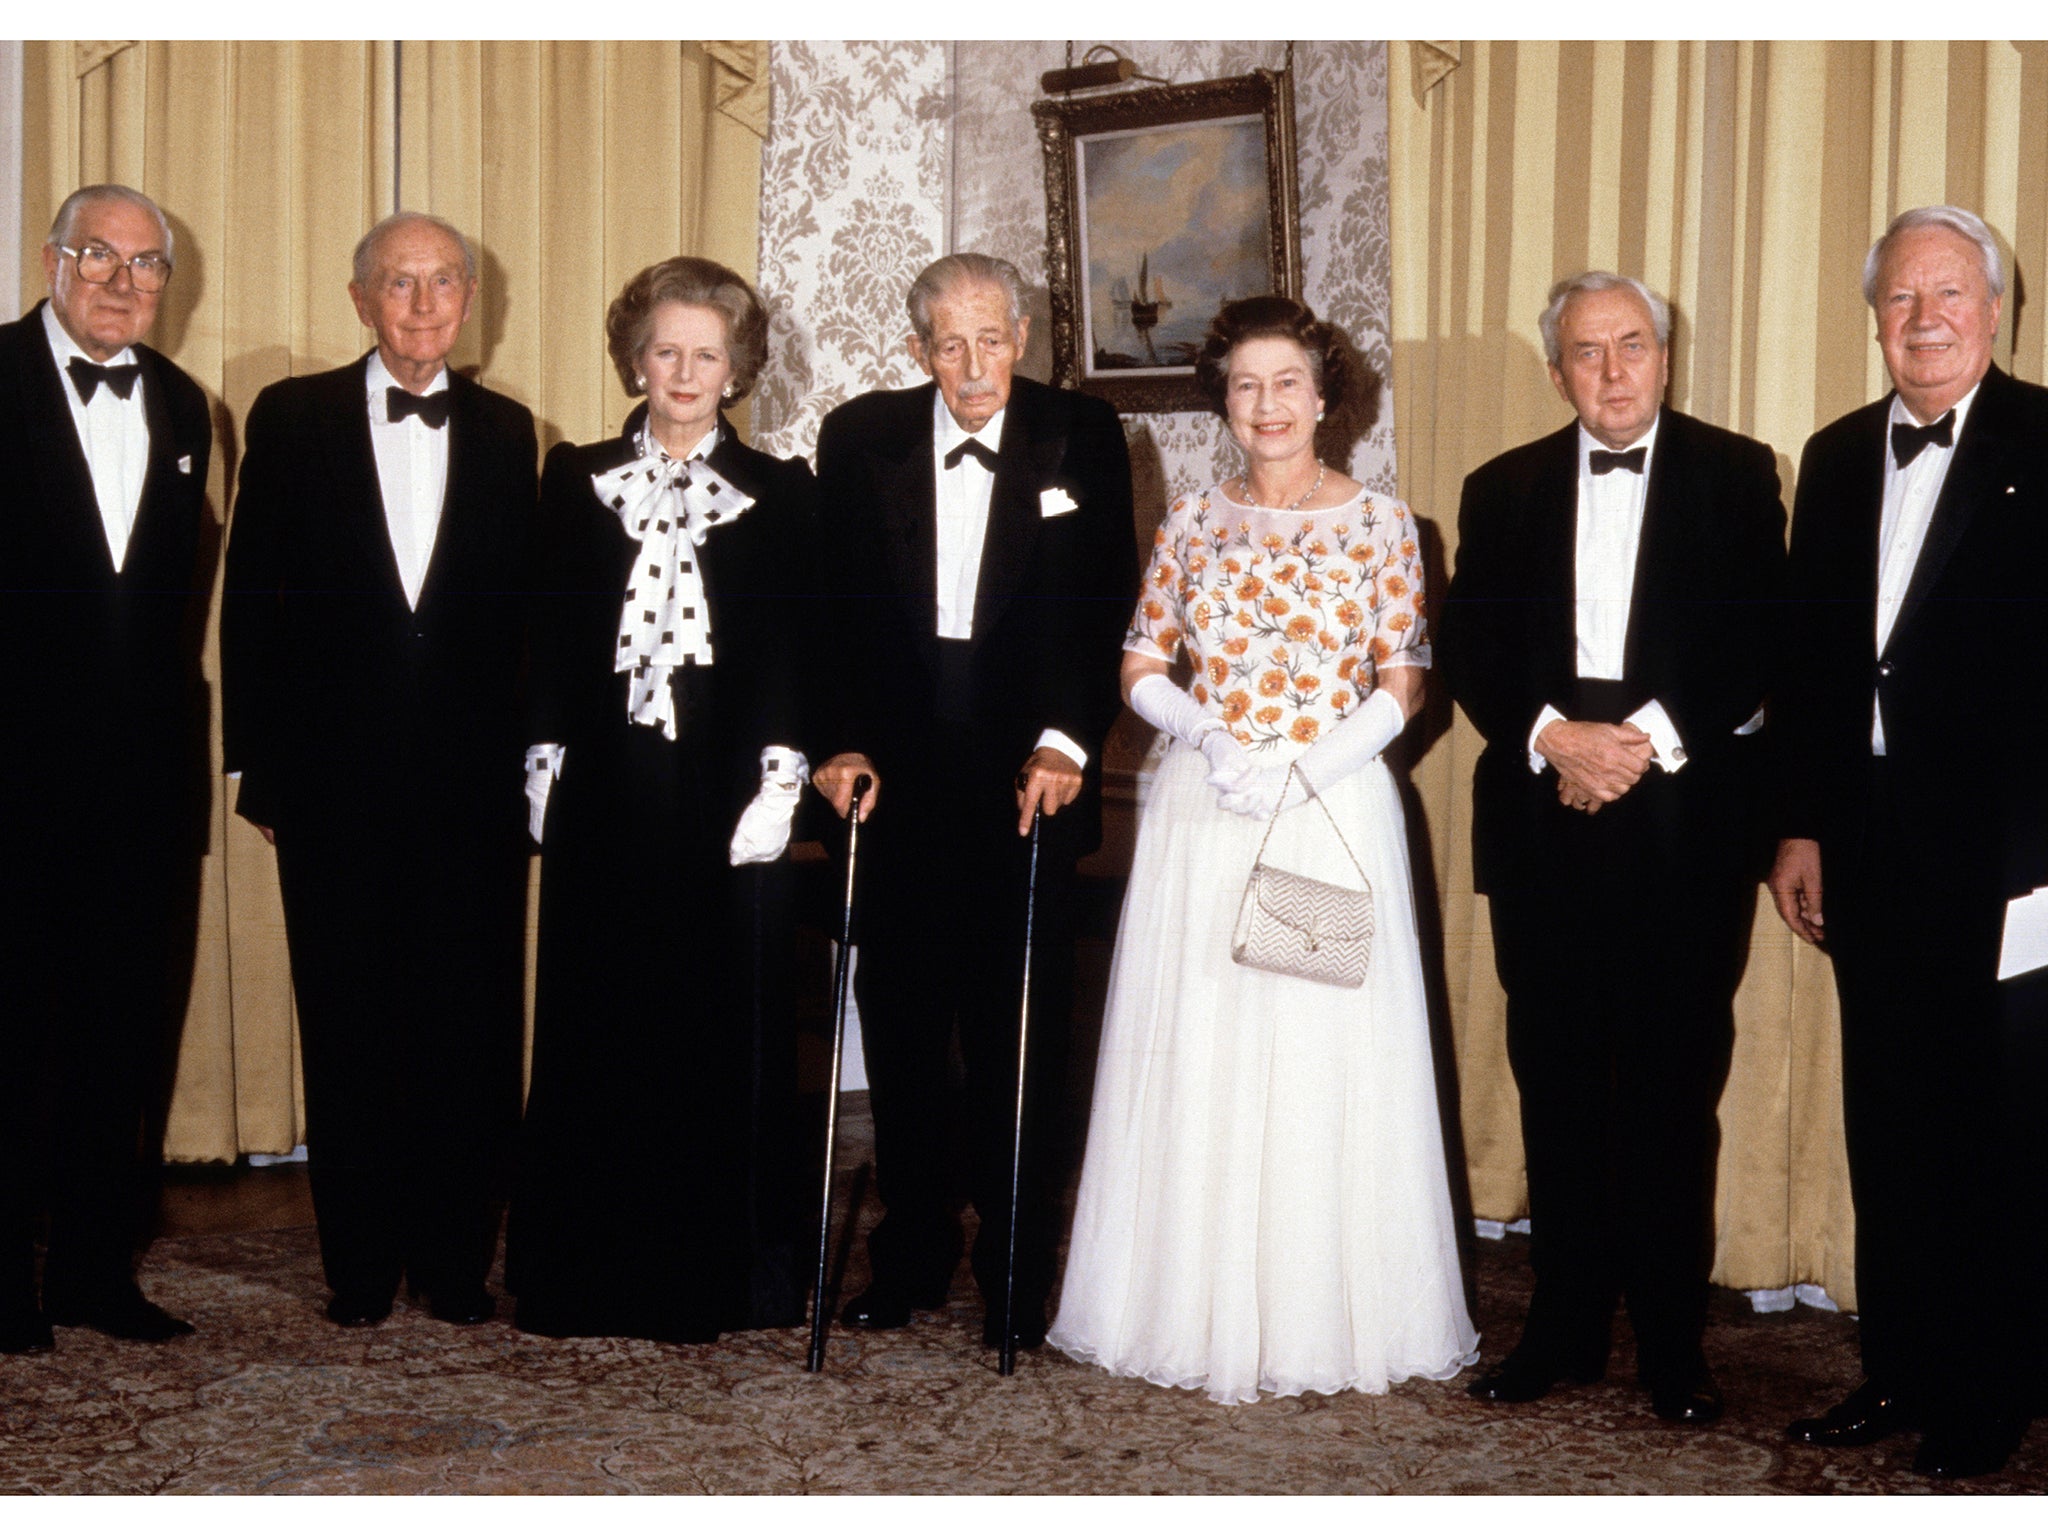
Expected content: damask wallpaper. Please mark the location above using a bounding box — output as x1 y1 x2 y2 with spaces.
752 41 950 460
754 40 1398 519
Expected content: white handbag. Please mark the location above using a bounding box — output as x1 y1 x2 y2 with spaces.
1230 764 1375 989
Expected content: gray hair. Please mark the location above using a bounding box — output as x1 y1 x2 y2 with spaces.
1861 205 2006 304
1538 271 1671 368
351 211 478 290
906 252 1025 345
48 183 175 266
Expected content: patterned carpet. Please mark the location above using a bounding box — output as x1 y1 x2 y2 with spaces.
5 1165 2044 1495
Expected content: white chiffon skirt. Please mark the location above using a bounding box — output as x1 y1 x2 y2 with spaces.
1049 741 1479 1405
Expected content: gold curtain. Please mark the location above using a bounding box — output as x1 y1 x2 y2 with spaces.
1390 40 2048 1307
22 40 766 1162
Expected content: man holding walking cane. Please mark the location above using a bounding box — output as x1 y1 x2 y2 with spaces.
811 253 1134 1354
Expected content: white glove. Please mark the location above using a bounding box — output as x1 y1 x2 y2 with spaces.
525 743 564 843
729 747 811 866
1200 728 1257 801
1216 690 1408 819
1129 671 1225 748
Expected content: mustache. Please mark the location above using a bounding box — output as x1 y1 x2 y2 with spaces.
954 378 998 399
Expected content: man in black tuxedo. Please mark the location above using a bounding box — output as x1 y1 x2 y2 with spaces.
222 212 536 1329
811 253 1134 1350
0 184 211 1355
1770 206 2048 1480
1439 273 1785 1424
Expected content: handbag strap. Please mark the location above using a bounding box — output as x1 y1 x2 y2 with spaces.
1250 762 1371 887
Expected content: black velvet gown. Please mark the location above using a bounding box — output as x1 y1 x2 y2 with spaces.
508 408 819 1342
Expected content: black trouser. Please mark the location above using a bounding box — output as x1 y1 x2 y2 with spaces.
1822 760 2038 1427
277 809 526 1306
1486 768 1753 1382
852 772 1081 1316
0 827 196 1313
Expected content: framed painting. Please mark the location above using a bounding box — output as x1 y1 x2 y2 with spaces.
1032 69 1301 415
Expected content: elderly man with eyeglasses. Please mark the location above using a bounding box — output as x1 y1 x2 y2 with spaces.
0 184 213 1355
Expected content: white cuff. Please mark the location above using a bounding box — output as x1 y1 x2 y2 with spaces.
1527 705 1566 773
759 745 811 789
1627 699 1687 773
1036 727 1088 771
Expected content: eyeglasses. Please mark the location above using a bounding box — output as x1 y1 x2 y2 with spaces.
58 242 172 294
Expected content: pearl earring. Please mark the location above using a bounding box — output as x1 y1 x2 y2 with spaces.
635 376 646 390
1316 409 1326 422
722 385 734 400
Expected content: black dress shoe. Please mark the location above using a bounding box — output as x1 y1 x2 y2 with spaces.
1787 1379 1915 1447
1912 1417 2025 1480
983 1303 1048 1351
426 1288 495 1326
840 1283 948 1330
325 1292 393 1327
0 1307 55 1355
1646 1363 1724 1425
1467 1348 1604 1404
45 1286 194 1342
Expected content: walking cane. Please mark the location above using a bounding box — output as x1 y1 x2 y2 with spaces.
999 804 1044 1377
807 772 872 1373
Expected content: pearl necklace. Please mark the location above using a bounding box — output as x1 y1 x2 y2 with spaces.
1241 461 1325 512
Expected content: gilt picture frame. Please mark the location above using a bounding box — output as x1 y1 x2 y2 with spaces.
1032 69 1301 415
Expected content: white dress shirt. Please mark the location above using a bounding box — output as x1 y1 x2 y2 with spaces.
1526 416 1685 773
43 302 150 572
1872 383 1979 754
365 351 451 610
928 390 1087 769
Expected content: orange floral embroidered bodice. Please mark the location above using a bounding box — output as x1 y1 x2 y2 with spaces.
1126 485 1430 752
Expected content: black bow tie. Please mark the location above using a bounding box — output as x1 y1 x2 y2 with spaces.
387 387 451 429
1890 409 1955 468
943 437 1000 473
67 357 140 404
1588 446 1646 476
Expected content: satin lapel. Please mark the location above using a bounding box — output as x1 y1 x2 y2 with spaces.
1887 370 2010 655
14 309 107 572
972 387 1062 635
1621 417 1682 675
414 376 476 608
124 347 185 568
875 390 939 635
1530 425 1581 674
325 360 408 602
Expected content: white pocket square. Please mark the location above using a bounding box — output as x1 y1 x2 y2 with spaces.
1039 487 1079 517
177 455 193 474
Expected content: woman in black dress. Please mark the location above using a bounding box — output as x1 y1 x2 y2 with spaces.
509 258 821 1343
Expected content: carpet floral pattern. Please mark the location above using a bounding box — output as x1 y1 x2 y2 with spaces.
4 1216 2040 1494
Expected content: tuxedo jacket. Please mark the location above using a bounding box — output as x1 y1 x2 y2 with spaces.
0 302 213 855
1776 363 2048 905
812 374 1135 856
527 406 820 823
1440 408 1787 894
222 355 537 836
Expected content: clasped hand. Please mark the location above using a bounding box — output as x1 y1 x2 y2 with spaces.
1201 729 1299 819
1539 719 1652 815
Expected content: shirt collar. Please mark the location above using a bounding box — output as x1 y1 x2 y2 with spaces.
42 299 138 379
932 388 1005 457
366 349 449 404
1888 379 1981 438
1576 410 1660 473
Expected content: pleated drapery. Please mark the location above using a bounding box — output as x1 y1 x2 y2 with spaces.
1390 40 2048 1307
20 39 766 1162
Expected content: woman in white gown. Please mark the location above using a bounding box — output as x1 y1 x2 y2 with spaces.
1049 297 1478 1404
